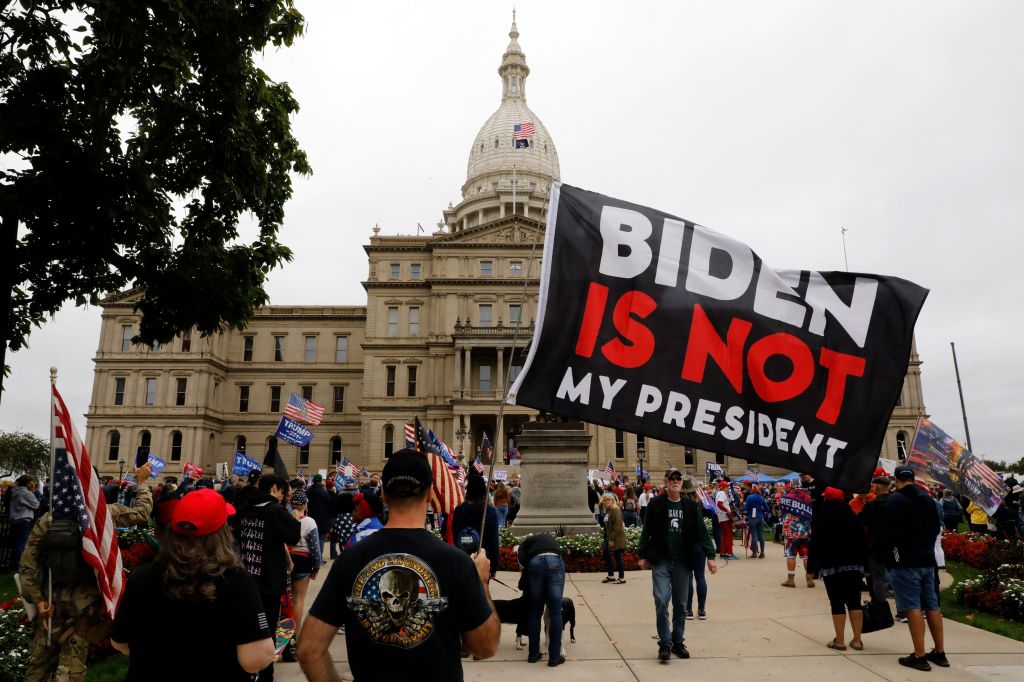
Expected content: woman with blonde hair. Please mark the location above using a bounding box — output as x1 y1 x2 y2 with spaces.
601 492 628 584
112 489 275 680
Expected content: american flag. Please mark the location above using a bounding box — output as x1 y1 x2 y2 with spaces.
604 460 616 481
410 418 465 529
342 457 361 479
513 122 535 139
404 422 416 449
691 476 714 510
284 393 325 426
745 468 760 481
480 432 493 464
456 465 467 487
473 454 484 474
52 385 124 618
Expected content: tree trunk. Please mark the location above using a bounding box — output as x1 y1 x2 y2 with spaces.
0 210 19 404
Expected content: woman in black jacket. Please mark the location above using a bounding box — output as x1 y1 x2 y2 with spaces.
808 487 868 651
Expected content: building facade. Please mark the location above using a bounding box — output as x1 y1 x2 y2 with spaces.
85 19 926 481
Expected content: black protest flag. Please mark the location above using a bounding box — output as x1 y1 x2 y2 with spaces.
509 183 928 492
263 436 289 478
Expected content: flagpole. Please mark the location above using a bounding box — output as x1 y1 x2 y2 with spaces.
47 367 57 645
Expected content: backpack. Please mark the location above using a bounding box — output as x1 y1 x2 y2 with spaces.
43 518 93 585
624 498 636 512
942 498 961 517
456 526 481 554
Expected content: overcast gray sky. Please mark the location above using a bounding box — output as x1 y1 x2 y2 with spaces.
3 1 1022 463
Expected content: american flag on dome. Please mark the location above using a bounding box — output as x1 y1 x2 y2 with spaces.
513 122 535 139
51 385 124 618
284 393 324 427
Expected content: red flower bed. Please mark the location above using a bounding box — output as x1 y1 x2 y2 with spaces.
498 546 643 572
941 531 993 568
119 542 157 570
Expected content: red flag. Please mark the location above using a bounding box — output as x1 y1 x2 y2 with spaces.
183 462 204 480
51 385 124 618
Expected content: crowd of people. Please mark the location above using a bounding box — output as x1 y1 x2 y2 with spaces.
9 451 1024 680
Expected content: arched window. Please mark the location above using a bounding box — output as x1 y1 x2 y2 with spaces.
137 430 151 460
383 425 394 459
107 431 120 461
331 437 342 464
235 435 247 454
170 431 183 461
896 431 909 460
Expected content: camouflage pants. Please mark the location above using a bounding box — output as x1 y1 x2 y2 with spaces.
24 591 110 682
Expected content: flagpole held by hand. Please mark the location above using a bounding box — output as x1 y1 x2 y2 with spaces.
47 367 57 645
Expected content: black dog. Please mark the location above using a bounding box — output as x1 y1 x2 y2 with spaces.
493 595 576 650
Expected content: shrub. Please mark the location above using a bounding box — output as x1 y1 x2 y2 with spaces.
0 599 31 682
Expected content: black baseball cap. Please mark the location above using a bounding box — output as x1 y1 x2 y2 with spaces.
894 465 916 480
382 448 433 498
664 467 683 481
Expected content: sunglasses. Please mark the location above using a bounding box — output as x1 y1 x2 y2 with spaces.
667 475 683 482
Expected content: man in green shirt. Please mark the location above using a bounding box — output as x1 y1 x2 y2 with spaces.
638 468 717 661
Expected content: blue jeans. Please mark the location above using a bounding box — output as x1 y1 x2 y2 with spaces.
652 560 691 646
495 506 508 528
528 554 565 661
623 510 638 527
748 517 765 555
686 556 707 612
11 518 33 571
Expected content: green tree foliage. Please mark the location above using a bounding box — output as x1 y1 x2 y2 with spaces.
0 430 49 479
0 0 311 395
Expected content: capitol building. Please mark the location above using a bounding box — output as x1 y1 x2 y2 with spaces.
84 19 927 480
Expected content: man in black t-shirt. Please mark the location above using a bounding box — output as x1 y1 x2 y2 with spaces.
299 448 499 681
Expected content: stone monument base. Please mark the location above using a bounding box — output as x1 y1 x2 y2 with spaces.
508 420 598 538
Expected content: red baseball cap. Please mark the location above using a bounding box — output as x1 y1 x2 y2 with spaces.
171 489 236 537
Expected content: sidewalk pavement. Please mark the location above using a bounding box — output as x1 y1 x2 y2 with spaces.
278 542 1023 681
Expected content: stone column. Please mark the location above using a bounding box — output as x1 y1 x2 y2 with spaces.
454 347 462 395
464 347 472 393
496 347 504 397
510 420 599 537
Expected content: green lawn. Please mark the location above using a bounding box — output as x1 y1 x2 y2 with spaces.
942 560 1024 642
0 572 18 602
86 654 129 681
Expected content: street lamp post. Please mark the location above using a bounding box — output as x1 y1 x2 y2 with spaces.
455 422 469 464
118 459 126 481
636 445 646 485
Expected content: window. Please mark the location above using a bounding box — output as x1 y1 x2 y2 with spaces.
113 378 126 406
636 434 646 453
479 260 493 276
301 385 313 401
299 444 310 465
615 429 625 459
243 336 254 362
304 336 316 363
897 431 909 460
107 431 120 461
138 431 151 459
409 307 420 337
331 437 342 464
335 336 348 363
384 425 394 458
509 304 522 323
408 365 418 397
238 386 250 412
170 431 182 462
235 435 247 454
479 304 493 328
274 336 285 362
387 307 398 337
390 263 400 280
385 366 396 397
684 447 695 465
144 378 157 406
715 452 726 465
181 331 192 352
510 260 523 276
411 263 421 279
270 386 281 412
479 365 492 391
120 325 133 352
175 377 187 406
333 386 345 413
509 365 522 382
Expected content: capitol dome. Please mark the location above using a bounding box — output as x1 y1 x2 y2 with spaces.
461 16 560 199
